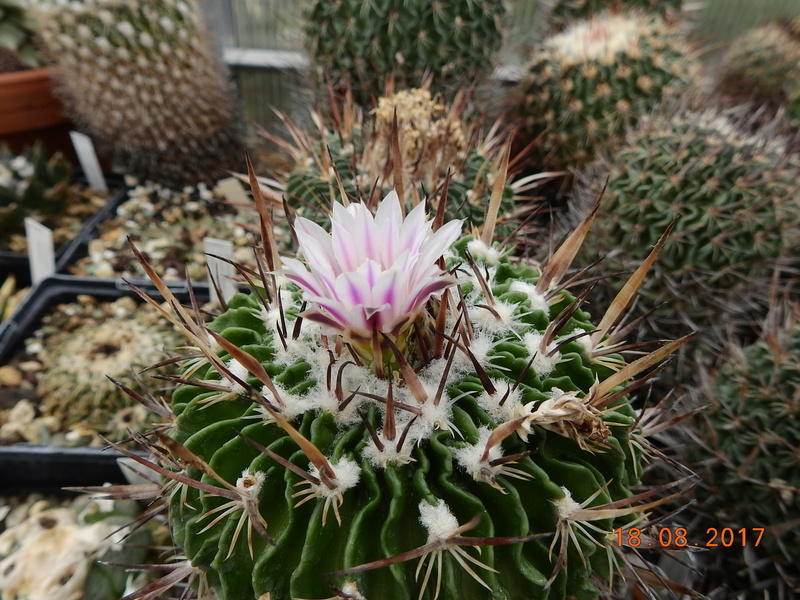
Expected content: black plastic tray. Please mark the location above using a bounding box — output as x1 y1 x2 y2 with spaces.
0 173 128 287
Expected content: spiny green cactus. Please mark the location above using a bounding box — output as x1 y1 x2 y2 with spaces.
0 0 46 71
0 142 72 236
514 11 698 170
545 0 682 30
121 181 691 600
575 107 800 348
717 19 800 124
304 0 505 104
688 307 800 597
32 0 241 187
276 89 521 245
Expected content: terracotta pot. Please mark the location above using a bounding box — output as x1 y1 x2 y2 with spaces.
0 66 83 166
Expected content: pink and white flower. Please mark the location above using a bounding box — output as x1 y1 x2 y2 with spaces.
281 191 461 345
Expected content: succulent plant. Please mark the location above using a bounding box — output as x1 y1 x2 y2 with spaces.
717 19 800 123
271 89 525 247
0 142 73 237
574 107 800 353
0 0 46 71
687 306 800 598
115 172 693 600
514 11 698 170
304 0 505 105
13 295 182 444
545 0 682 30
31 0 242 187
0 494 152 600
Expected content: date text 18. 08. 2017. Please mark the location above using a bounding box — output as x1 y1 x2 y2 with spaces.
615 527 765 548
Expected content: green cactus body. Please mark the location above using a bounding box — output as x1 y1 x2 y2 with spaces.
577 108 800 344
546 0 682 30
719 20 800 101
690 312 800 596
283 89 518 243
165 235 646 600
515 11 697 170
32 0 241 187
304 0 505 104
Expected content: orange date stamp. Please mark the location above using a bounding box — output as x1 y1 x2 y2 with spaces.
614 527 765 548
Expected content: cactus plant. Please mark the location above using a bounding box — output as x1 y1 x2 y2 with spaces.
574 107 800 353
114 173 693 600
717 19 800 126
271 89 525 247
0 0 46 71
514 11 698 170
687 306 800 598
545 0 683 30
304 0 506 105
0 494 151 600
31 0 242 187
16 295 182 444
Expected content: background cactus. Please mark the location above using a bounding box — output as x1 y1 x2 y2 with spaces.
0 0 46 71
32 0 242 187
544 0 683 30
121 184 690 600
686 307 800 598
514 11 698 171
304 0 505 105
716 19 800 125
273 89 522 246
573 107 800 355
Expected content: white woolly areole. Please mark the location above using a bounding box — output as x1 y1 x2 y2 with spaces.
523 332 561 378
226 358 249 395
466 239 501 266
567 328 594 354
309 457 361 497
509 280 550 316
362 427 416 468
468 301 521 334
419 499 459 543
477 380 525 423
236 470 265 497
340 582 367 600
454 426 502 483
546 13 644 67
553 486 582 519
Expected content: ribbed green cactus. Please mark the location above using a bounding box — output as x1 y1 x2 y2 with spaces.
279 89 520 245
32 0 241 187
514 11 698 170
688 308 800 597
717 19 800 124
575 108 800 347
124 182 690 600
0 142 72 237
304 0 505 104
545 0 683 29
0 0 46 71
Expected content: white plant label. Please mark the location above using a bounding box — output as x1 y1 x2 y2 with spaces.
204 236 236 305
25 218 56 285
217 176 249 204
69 131 108 192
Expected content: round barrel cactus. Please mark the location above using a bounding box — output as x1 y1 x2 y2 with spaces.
688 308 800 597
278 89 519 244
546 0 683 30
575 107 800 350
128 186 689 600
304 0 505 104
514 11 698 170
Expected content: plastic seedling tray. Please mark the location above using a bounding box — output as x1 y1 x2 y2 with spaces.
0 275 211 490
0 174 127 287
